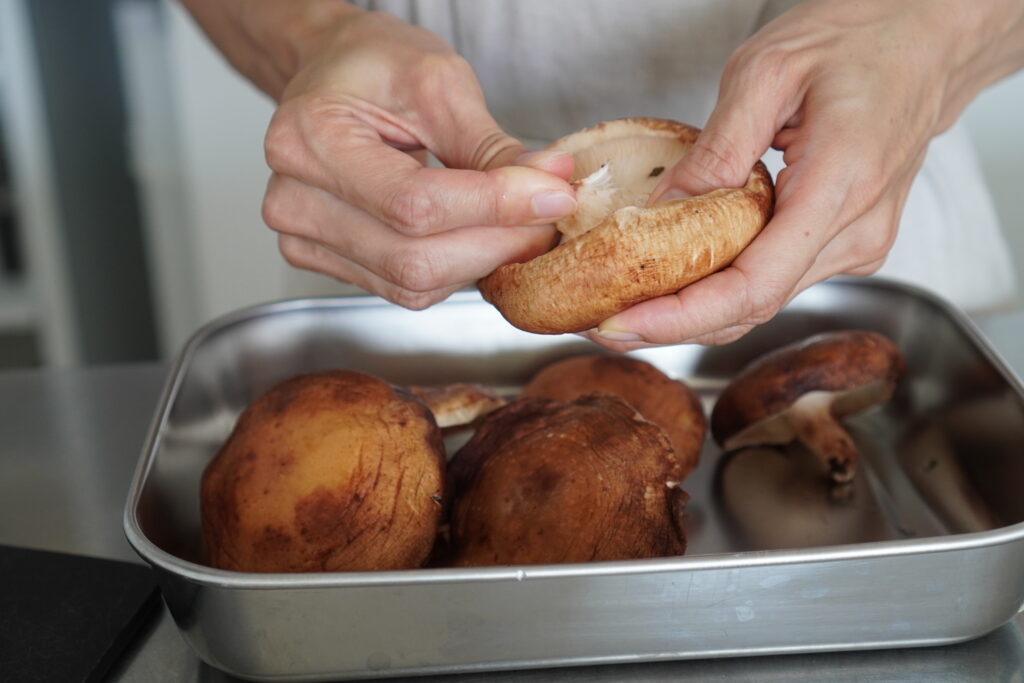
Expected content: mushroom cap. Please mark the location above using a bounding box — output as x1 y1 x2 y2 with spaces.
521 354 705 480
710 330 905 447
716 447 895 550
448 395 687 566
200 370 445 572
478 118 774 334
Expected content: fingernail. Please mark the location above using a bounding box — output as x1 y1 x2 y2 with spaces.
656 188 691 204
515 150 571 167
532 191 576 219
596 321 643 342
596 316 645 342
596 330 643 342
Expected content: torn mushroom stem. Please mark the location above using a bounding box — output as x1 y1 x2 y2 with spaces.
722 390 859 484
786 391 858 483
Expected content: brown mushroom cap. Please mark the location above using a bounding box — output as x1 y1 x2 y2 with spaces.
408 383 507 429
200 370 445 572
521 354 705 480
448 395 688 566
478 118 774 334
711 330 904 483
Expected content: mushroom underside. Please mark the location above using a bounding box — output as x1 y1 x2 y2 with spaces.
721 380 894 482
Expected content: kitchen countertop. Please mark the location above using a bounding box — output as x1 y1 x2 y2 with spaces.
1 308 1023 682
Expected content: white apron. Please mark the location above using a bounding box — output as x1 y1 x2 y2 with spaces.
316 0 1015 312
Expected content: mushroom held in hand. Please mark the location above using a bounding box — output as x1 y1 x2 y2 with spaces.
448 395 688 566
711 330 904 483
478 118 774 334
521 354 705 479
201 370 445 573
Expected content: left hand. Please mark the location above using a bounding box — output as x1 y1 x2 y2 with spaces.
585 0 1024 350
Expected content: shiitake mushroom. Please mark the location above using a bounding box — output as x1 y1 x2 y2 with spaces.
447 395 688 566
521 353 706 479
711 330 904 483
716 446 895 551
479 118 775 334
200 370 445 573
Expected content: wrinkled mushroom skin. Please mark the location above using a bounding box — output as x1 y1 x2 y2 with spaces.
478 118 775 334
448 395 688 566
521 354 705 480
711 330 904 483
201 370 445 573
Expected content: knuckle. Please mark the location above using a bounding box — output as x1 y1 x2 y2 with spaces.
851 223 897 266
698 325 755 346
382 183 445 235
742 46 790 87
390 288 444 311
413 52 474 100
264 109 303 174
382 245 448 293
744 287 786 326
277 235 310 269
261 181 290 232
687 133 750 188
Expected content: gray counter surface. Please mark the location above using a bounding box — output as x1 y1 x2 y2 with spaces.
2 309 1023 682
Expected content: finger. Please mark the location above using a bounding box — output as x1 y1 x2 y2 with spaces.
264 173 558 292
792 183 914 293
514 149 575 181
278 234 464 310
600 151 857 345
651 50 802 202
266 99 576 235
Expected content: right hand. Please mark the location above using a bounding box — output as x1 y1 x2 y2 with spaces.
261 10 576 309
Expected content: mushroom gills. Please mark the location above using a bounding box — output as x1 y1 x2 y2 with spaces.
722 380 893 483
717 446 897 551
558 135 689 240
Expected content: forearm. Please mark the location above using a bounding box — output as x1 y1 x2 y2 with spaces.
178 0 361 100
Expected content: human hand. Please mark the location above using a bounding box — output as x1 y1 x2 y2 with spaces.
259 10 576 308
589 0 1024 349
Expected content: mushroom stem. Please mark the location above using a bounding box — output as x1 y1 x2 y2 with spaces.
787 392 858 483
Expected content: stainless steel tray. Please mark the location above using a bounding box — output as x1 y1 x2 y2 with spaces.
123 277 1024 682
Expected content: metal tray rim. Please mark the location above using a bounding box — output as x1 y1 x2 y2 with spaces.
123 276 1024 590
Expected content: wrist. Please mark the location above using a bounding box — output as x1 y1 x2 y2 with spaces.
244 0 362 81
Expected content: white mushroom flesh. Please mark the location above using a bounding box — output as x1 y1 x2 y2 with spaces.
723 380 893 451
558 135 689 241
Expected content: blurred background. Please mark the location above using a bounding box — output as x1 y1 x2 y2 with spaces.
0 0 1022 369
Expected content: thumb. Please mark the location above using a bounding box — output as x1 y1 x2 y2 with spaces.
650 68 786 202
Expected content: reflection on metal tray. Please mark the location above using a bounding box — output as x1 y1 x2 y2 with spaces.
124 277 1024 682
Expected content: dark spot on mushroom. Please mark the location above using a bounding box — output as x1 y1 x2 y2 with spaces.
295 487 353 542
649 166 665 177
253 525 293 557
263 381 301 416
